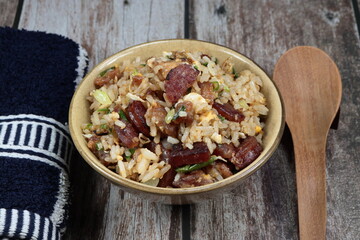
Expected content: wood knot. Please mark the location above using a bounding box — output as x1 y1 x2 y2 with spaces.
215 4 226 16
320 9 340 26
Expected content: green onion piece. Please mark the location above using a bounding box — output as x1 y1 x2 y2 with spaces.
125 148 136 160
165 109 175 124
131 68 139 76
129 148 135 155
118 110 128 121
100 124 108 129
218 115 225 122
176 156 217 173
99 66 115 77
232 67 239 78
211 81 220 91
85 123 93 129
214 58 218 64
166 55 174 60
95 142 104 151
223 85 230 92
172 105 186 121
201 62 208 67
239 99 249 109
97 108 110 114
93 90 112 107
140 63 146 67
193 65 199 70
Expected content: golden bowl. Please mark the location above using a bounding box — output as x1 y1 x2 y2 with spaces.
69 39 285 204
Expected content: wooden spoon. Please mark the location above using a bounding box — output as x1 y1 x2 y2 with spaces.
273 46 342 240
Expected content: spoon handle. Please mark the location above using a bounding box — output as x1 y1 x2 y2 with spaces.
293 137 327 240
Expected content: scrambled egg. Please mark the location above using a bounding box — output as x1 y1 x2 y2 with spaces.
183 93 210 114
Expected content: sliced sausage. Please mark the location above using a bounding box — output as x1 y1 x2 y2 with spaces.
172 170 214 188
87 135 101 153
132 75 144 86
114 121 139 148
199 82 215 104
213 102 245 122
168 142 210 168
165 64 199 104
146 105 178 137
86 135 112 166
127 101 151 137
213 143 236 159
94 76 111 89
214 161 233 178
94 68 122 88
158 167 177 188
230 136 263 170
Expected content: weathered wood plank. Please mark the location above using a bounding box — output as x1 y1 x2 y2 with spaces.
0 0 19 26
18 0 184 239
189 0 360 239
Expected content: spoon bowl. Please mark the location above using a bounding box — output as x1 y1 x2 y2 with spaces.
273 46 342 239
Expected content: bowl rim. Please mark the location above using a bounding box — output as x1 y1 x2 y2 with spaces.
69 39 285 195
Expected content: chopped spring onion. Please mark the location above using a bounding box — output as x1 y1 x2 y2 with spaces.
131 68 140 76
165 109 175 124
100 124 108 129
176 156 217 173
97 108 110 114
211 81 220 91
214 58 218 64
93 90 112 107
165 105 186 124
173 105 186 120
239 99 249 109
95 142 104 151
232 67 239 78
99 66 115 77
201 62 208 67
125 148 136 160
85 123 93 129
140 63 146 67
218 115 225 122
118 110 128 121
193 65 199 70
223 85 230 92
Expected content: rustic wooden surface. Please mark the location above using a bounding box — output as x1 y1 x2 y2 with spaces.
0 0 18 27
1 0 359 239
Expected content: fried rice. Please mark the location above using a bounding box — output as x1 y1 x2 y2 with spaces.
82 51 268 188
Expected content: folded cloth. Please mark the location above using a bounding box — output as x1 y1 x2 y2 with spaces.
0 27 88 240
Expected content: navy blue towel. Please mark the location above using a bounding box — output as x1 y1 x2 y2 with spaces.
0 27 88 239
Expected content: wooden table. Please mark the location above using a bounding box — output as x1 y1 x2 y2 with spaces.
1 0 359 239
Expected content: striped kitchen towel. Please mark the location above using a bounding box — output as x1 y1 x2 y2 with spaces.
0 27 88 239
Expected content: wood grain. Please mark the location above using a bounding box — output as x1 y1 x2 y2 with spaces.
11 0 360 239
18 0 184 239
0 0 19 26
189 0 360 239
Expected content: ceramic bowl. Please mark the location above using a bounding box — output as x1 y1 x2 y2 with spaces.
69 39 285 204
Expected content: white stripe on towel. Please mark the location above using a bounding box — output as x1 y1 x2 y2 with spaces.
8 209 18 237
20 210 30 238
32 213 40 239
0 208 6 235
